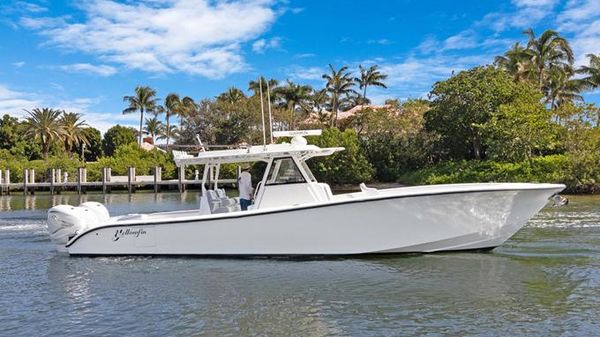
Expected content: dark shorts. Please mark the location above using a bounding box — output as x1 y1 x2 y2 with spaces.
240 198 252 211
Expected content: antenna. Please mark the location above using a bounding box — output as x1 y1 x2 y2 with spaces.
266 80 274 144
259 76 267 147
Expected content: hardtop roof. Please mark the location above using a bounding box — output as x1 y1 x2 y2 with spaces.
173 143 344 166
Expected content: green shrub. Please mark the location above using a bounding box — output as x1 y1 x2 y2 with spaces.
306 128 374 184
398 155 579 188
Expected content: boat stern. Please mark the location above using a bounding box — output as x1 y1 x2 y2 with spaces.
47 202 110 252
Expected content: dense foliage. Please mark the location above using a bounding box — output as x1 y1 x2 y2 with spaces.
102 125 137 156
307 128 374 184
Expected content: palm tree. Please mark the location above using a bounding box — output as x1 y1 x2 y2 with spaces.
248 77 279 97
277 80 312 129
306 88 329 114
494 42 531 82
355 65 387 104
158 124 178 143
578 53 600 89
22 108 64 159
339 93 363 111
60 112 89 157
177 96 197 128
163 93 181 148
143 117 163 144
523 28 574 90
218 87 246 104
323 64 356 126
123 86 158 145
545 64 585 111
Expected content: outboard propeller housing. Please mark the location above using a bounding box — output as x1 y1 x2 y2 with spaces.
47 202 110 251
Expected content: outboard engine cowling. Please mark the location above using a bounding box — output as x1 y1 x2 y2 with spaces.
47 202 110 251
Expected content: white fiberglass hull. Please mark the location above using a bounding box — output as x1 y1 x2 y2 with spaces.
50 183 564 256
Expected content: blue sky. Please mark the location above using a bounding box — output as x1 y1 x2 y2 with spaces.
1 0 599 133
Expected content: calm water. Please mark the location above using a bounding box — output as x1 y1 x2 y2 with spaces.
0 192 598 337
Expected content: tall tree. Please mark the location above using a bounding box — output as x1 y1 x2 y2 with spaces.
73 127 102 161
306 88 330 124
545 64 584 111
218 87 246 104
323 64 356 126
494 42 531 82
177 96 197 129
248 77 279 97
60 112 89 157
123 86 158 145
523 28 574 90
143 117 163 144
276 80 312 129
426 66 532 160
355 64 387 104
578 53 600 89
163 93 181 148
22 108 64 159
102 125 137 156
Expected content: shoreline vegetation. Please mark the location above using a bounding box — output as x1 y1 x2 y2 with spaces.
1 28 599 194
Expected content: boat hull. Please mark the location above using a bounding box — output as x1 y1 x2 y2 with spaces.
62 184 564 255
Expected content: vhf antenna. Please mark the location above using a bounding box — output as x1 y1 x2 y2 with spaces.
259 76 267 147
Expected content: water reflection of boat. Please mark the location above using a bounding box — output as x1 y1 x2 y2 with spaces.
46 131 564 256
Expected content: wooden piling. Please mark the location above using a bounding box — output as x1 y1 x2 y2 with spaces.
127 167 133 194
23 169 28 195
50 168 55 195
154 166 161 193
101 167 107 194
107 168 112 194
4 170 9 195
77 167 83 194
178 165 185 192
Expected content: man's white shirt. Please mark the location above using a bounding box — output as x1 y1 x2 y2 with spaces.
238 171 253 200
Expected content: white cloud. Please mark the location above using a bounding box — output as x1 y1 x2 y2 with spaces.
288 66 326 81
21 0 278 79
57 63 118 77
15 1 47 13
0 84 135 134
12 61 25 68
558 0 600 25
417 36 440 54
367 39 392 45
56 97 137 134
0 85 41 116
293 53 315 59
512 0 558 8
478 0 558 32
442 30 478 51
556 0 600 65
252 37 281 54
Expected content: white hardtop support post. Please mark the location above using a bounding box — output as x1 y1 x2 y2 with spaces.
213 163 221 190
199 164 211 213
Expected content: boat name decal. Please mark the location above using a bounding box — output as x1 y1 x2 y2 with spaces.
113 228 147 241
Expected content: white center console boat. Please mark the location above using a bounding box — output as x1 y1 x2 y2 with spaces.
47 131 564 256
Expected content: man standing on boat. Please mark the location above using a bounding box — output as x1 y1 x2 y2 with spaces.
238 165 253 211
